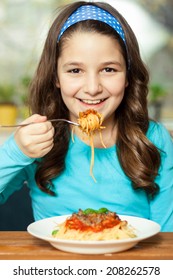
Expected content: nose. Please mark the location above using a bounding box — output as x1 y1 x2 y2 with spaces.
84 73 102 96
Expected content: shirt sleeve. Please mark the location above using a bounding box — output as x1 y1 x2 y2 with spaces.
0 134 35 203
148 122 173 231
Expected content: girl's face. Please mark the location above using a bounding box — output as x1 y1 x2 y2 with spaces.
57 31 128 125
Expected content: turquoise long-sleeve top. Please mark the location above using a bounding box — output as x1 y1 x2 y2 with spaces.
0 121 173 231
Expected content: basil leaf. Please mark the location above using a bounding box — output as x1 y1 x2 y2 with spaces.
82 207 109 215
82 208 97 215
97 207 108 213
52 229 59 236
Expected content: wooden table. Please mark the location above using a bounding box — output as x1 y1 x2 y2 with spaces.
0 232 172 260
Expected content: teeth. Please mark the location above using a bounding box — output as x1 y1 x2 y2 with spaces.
82 99 104 104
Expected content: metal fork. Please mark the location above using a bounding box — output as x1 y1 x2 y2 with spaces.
0 119 79 128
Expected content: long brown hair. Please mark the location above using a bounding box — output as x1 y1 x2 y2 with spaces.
29 1 160 196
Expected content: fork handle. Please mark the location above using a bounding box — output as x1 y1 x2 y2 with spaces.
0 119 79 128
0 124 31 128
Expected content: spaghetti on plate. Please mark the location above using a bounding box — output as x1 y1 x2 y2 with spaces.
52 208 137 241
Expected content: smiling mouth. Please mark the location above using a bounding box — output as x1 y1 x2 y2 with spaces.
79 99 106 105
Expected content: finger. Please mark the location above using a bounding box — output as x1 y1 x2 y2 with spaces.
16 124 54 147
28 127 55 144
20 114 47 125
29 139 54 158
20 121 54 136
16 114 48 136
39 143 54 157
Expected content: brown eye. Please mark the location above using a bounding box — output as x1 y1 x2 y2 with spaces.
69 68 80 73
104 67 116 72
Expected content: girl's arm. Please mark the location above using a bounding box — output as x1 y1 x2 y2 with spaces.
0 114 55 203
149 123 173 231
0 134 35 203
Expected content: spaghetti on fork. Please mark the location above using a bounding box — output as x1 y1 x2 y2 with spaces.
77 109 106 182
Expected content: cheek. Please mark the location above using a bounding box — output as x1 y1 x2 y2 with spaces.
107 78 127 97
56 77 69 96
61 87 76 98
58 78 81 97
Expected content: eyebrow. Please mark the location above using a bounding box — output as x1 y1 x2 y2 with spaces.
101 61 122 67
62 62 83 68
62 61 122 68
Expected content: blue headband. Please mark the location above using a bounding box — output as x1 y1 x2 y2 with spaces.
58 5 126 44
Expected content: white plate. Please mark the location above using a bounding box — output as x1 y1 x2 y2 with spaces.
27 215 160 254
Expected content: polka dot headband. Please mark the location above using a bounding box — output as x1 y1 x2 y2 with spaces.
57 5 130 69
58 5 126 44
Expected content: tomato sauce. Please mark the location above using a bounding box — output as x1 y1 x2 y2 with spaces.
65 216 121 233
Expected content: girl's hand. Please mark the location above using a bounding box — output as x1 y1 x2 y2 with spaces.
14 114 55 158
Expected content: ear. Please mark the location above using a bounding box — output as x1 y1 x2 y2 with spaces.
56 78 60 88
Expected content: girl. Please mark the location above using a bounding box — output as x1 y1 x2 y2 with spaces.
0 1 173 231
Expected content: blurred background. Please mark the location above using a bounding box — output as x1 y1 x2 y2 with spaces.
0 0 173 126
0 0 173 230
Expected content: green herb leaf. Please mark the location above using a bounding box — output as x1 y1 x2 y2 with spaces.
52 229 59 236
82 208 97 215
97 207 108 213
82 208 109 215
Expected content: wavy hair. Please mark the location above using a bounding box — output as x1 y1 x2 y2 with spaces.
29 1 160 196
